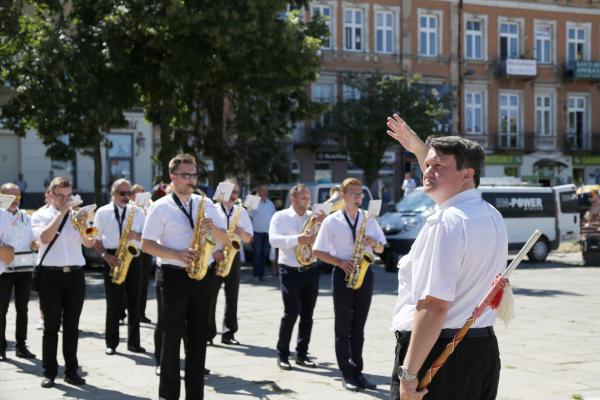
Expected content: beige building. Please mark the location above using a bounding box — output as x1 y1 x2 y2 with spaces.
297 0 600 198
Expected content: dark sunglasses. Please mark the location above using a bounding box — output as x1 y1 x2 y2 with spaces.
173 173 198 180
119 191 131 196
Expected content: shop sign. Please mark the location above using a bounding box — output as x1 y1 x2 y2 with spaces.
573 155 600 166
316 152 348 161
484 154 523 166
573 61 600 80
506 59 537 76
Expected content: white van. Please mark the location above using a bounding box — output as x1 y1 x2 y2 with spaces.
379 184 580 271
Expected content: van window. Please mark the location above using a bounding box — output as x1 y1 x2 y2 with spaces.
361 189 371 209
318 188 330 204
396 191 435 213
482 192 555 218
559 190 578 214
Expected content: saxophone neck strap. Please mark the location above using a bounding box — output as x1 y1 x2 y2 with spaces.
172 193 194 230
342 209 360 243
113 203 127 235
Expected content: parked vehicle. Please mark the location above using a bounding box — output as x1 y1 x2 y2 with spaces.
379 184 580 271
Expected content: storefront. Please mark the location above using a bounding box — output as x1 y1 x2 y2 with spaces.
573 155 600 185
483 154 523 178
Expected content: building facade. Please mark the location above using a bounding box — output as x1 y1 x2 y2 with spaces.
296 0 600 199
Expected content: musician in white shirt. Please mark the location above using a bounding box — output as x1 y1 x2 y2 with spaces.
386 116 507 400
0 183 36 361
313 177 386 392
208 178 253 346
269 184 324 371
31 176 95 388
94 178 145 355
141 154 227 400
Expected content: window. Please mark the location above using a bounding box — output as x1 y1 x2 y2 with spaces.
567 25 587 64
535 24 552 64
107 133 133 185
499 22 519 60
567 95 588 149
419 14 438 57
376 11 394 54
343 85 361 100
465 91 484 134
499 93 520 148
312 82 335 128
535 95 553 137
313 5 333 49
344 8 363 51
465 20 483 60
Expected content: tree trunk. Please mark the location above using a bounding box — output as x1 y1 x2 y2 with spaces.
205 93 226 185
93 139 103 206
159 115 175 183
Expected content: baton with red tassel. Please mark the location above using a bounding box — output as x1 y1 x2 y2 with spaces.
417 229 543 390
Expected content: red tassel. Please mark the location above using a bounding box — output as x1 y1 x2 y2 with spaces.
489 287 504 309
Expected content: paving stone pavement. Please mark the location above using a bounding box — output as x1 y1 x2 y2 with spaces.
0 252 599 399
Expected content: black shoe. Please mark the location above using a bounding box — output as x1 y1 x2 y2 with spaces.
342 378 360 392
357 374 377 390
277 357 292 371
0 349 6 361
140 316 152 324
295 356 317 368
221 337 240 345
64 372 86 386
204 368 210 375
105 348 116 355
16 346 36 359
127 345 146 353
41 377 55 388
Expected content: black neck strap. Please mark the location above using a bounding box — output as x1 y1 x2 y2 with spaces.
342 209 360 242
172 193 194 230
221 204 234 229
113 204 127 235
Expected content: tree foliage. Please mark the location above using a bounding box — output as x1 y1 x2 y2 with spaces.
323 73 452 189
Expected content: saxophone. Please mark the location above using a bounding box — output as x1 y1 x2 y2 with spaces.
295 187 344 269
215 205 242 278
111 205 141 285
345 209 375 290
186 195 216 280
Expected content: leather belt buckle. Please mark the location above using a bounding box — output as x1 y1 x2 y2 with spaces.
63 266 71 273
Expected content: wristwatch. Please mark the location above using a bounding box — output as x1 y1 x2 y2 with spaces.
398 366 418 381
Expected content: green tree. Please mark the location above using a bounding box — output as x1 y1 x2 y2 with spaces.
323 73 452 190
1 1 138 204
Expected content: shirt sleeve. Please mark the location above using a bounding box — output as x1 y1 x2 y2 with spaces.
312 216 333 254
411 219 465 302
240 208 253 236
141 203 165 242
31 210 49 241
93 208 105 238
0 213 16 248
268 212 299 249
367 218 387 246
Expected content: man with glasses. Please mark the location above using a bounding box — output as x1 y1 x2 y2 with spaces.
94 178 146 356
0 183 36 362
142 153 227 400
313 178 386 392
208 178 253 346
31 177 95 388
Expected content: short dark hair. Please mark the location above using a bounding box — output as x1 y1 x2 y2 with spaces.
425 136 485 187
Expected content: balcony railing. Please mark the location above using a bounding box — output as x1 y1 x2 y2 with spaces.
565 134 592 151
534 136 557 151
498 133 523 150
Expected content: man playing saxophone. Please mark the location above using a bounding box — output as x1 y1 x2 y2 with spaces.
141 154 227 400
94 178 146 356
313 178 386 392
208 178 253 346
269 184 325 371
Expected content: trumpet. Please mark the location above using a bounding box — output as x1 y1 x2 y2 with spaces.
69 195 98 240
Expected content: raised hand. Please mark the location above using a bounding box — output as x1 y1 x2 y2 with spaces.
386 114 429 170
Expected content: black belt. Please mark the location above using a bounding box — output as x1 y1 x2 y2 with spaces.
395 326 494 341
40 266 84 273
161 262 215 272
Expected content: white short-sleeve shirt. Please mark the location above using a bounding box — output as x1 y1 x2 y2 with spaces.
5 209 35 272
0 209 17 274
94 202 145 249
31 206 86 267
141 193 225 268
391 189 508 332
269 207 311 268
312 209 387 261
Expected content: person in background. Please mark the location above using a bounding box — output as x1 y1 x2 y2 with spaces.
249 184 275 282
401 172 417 197
131 184 153 323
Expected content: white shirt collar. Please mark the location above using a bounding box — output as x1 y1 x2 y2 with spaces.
439 188 480 210
286 206 306 218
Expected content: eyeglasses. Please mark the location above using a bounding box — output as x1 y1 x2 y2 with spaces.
118 191 131 197
172 173 198 180
51 191 70 200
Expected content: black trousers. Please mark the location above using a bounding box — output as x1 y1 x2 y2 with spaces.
38 267 86 379
276 264 320 360
103 253 142 349
389 330 501 400
332 266 373 380
208 253 241 341
159 265 211 400
139 252 153 318
0 271 32 351
154 266 164 365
